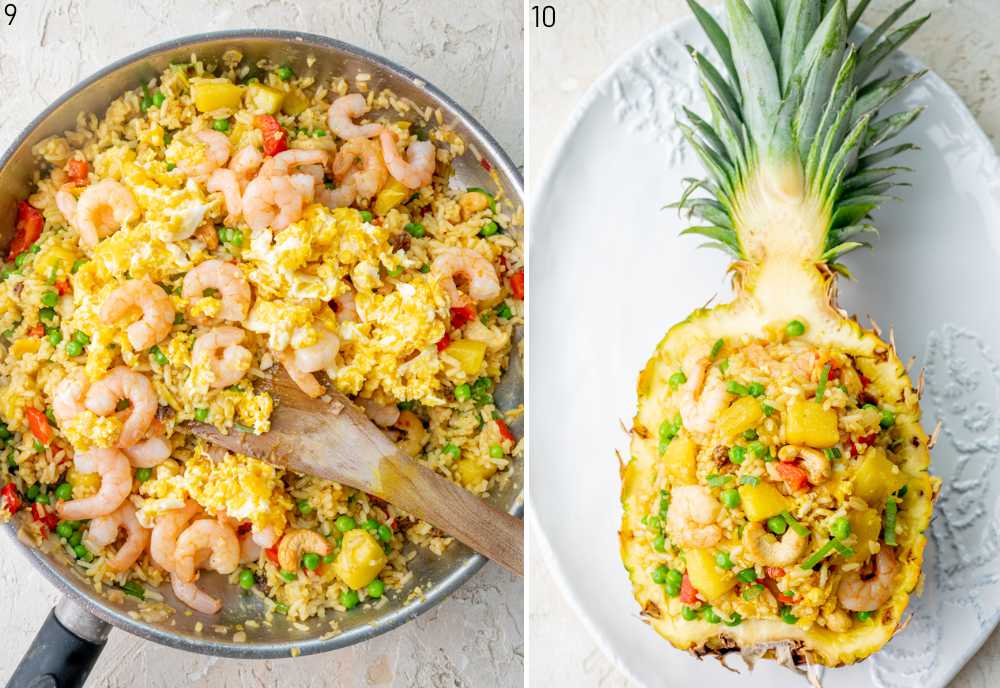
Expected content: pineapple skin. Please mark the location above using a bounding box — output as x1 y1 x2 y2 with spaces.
619 264 939 667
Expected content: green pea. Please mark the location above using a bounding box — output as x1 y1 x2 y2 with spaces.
166 162 176 172
152 91 166 107
489 444 504 459
742 428 758 441
359 210 373 223
135 467 152 483
767 515 787 535
69 530 83 547
717 552 735 571
297 499 313 515
761 402 776 417
302 552 321 570
35 493 50 505
442 443 460 460
73 544 90 560
479 221 499 238
228 229 244 247
362 518 379 533
720 488 740 509
729 445 746 465
14 253 27 268
322 553 336 564
664 581 681 597
747 381 765 397
212 118 230 132
723 612 743 627
880 408 895 429
26 484 40 501
377 524 392 542
239 569 255 590
149 346 168 366
340 589 359 609
279 570 297 582
312 129 327 137
66 341 83 357
335 515 356 532
737 567 758 583
276 65 294 81
47 330 63 347
855 610 873 621
726 381 748 396
454 384 472 402
56 521 74 539
785 320 806 337
681 606 698 621
404 222 426 238
366 578 384 598
387 266 403 278
652 534 666 552
831 516 851 540
419 264 430 273
668 371 687 390
495 303 513 320
703 607 721 624
39 307 56 321
55 483 73 501
194 407 209 422
651 565 669 584
41 291 58 307
782 611 798 624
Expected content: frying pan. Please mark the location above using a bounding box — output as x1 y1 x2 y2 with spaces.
0 29 524 687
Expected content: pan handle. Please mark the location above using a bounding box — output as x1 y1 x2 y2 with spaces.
6 597 110 688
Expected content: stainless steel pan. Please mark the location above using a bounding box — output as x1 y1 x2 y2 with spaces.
0 29 523 687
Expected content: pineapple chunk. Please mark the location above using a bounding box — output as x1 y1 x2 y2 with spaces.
11 339 40 357
245 83 285 114
66 467 101 498
738 482 789 522
192 80 245 113
684 547 736 601
837 507 882 563
786 399 839 448
455 456 498 489
281 89 310 116
663 432 697 485
852 446 906 505
34 245 77 281
333 529 388 590
444 339 487 375
373 177 410 216
717 397 764 438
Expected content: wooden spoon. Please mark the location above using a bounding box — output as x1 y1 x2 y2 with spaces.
186 369 523 576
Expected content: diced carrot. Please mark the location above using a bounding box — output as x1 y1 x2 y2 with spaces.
510 269 524 300
775 462 811 491
66 159 89 184
26 407 53 445
55 280 71 295
28 324 44 337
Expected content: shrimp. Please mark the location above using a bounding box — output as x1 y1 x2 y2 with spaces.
75 180 137 248
182 259 252 325
239 533 262 564
742 521 809 567
394 410 428 457
251 526 279 549
327 93 383 140
83 501 150 572
171 572 222 615
359 397 400 428
99 279 175 351
84 366 157 448
289 327 339 374
150 500 201 573
678 351 732 435
332 138 388 200
431 247 501 308
777 445 831 485
289 172 317 204
55 188 79 229
379 130 435 190
665 485 722 549
242 174 305 231
123 419 170 468
192 326 252 389
206 168 243 225
179 130 231 178
278 350 324 398
316 182 356 210
333 288 359 322
838 547 898 612
824 608 852 632
276 528 330 572
228 145 263 189
173 518 241 583
259 149 329 178
53 369 88 427
57 449 132 520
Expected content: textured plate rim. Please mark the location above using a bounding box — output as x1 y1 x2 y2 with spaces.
529 13 1000 688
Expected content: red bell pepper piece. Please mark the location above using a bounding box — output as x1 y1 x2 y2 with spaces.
254 115 288 156
436 333 451 352
450 304 476 329
680 573 699 604
496 418 515 443
2 483 22 514
265 545 280 564
66 159 89 184
775 462 811 491
55 280 71 295
26 407 53 446
8 201 44 261
510 269 524 300
28 324 44 337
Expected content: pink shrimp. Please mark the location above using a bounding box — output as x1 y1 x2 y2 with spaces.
379 130 435 190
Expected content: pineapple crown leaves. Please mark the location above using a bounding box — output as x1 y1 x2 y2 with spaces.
674 0 928 267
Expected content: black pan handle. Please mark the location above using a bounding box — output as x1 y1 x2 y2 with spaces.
6 597 110 688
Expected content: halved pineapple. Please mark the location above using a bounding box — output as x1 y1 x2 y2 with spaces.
619 0 940 668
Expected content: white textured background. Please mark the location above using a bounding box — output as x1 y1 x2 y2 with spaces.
0 1 523 687
528 1 1000 686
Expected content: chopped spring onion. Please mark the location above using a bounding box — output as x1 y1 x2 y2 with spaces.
739 475 760 487
121 581 146 600
706 474 733 488
780 510 809 537
710 338 724 359
884 497 898 546
816 363 830 400
800 540 838 570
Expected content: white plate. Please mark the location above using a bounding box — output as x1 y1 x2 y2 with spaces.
529 14 1000 688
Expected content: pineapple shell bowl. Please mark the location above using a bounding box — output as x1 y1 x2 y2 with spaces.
529 5 1000 688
